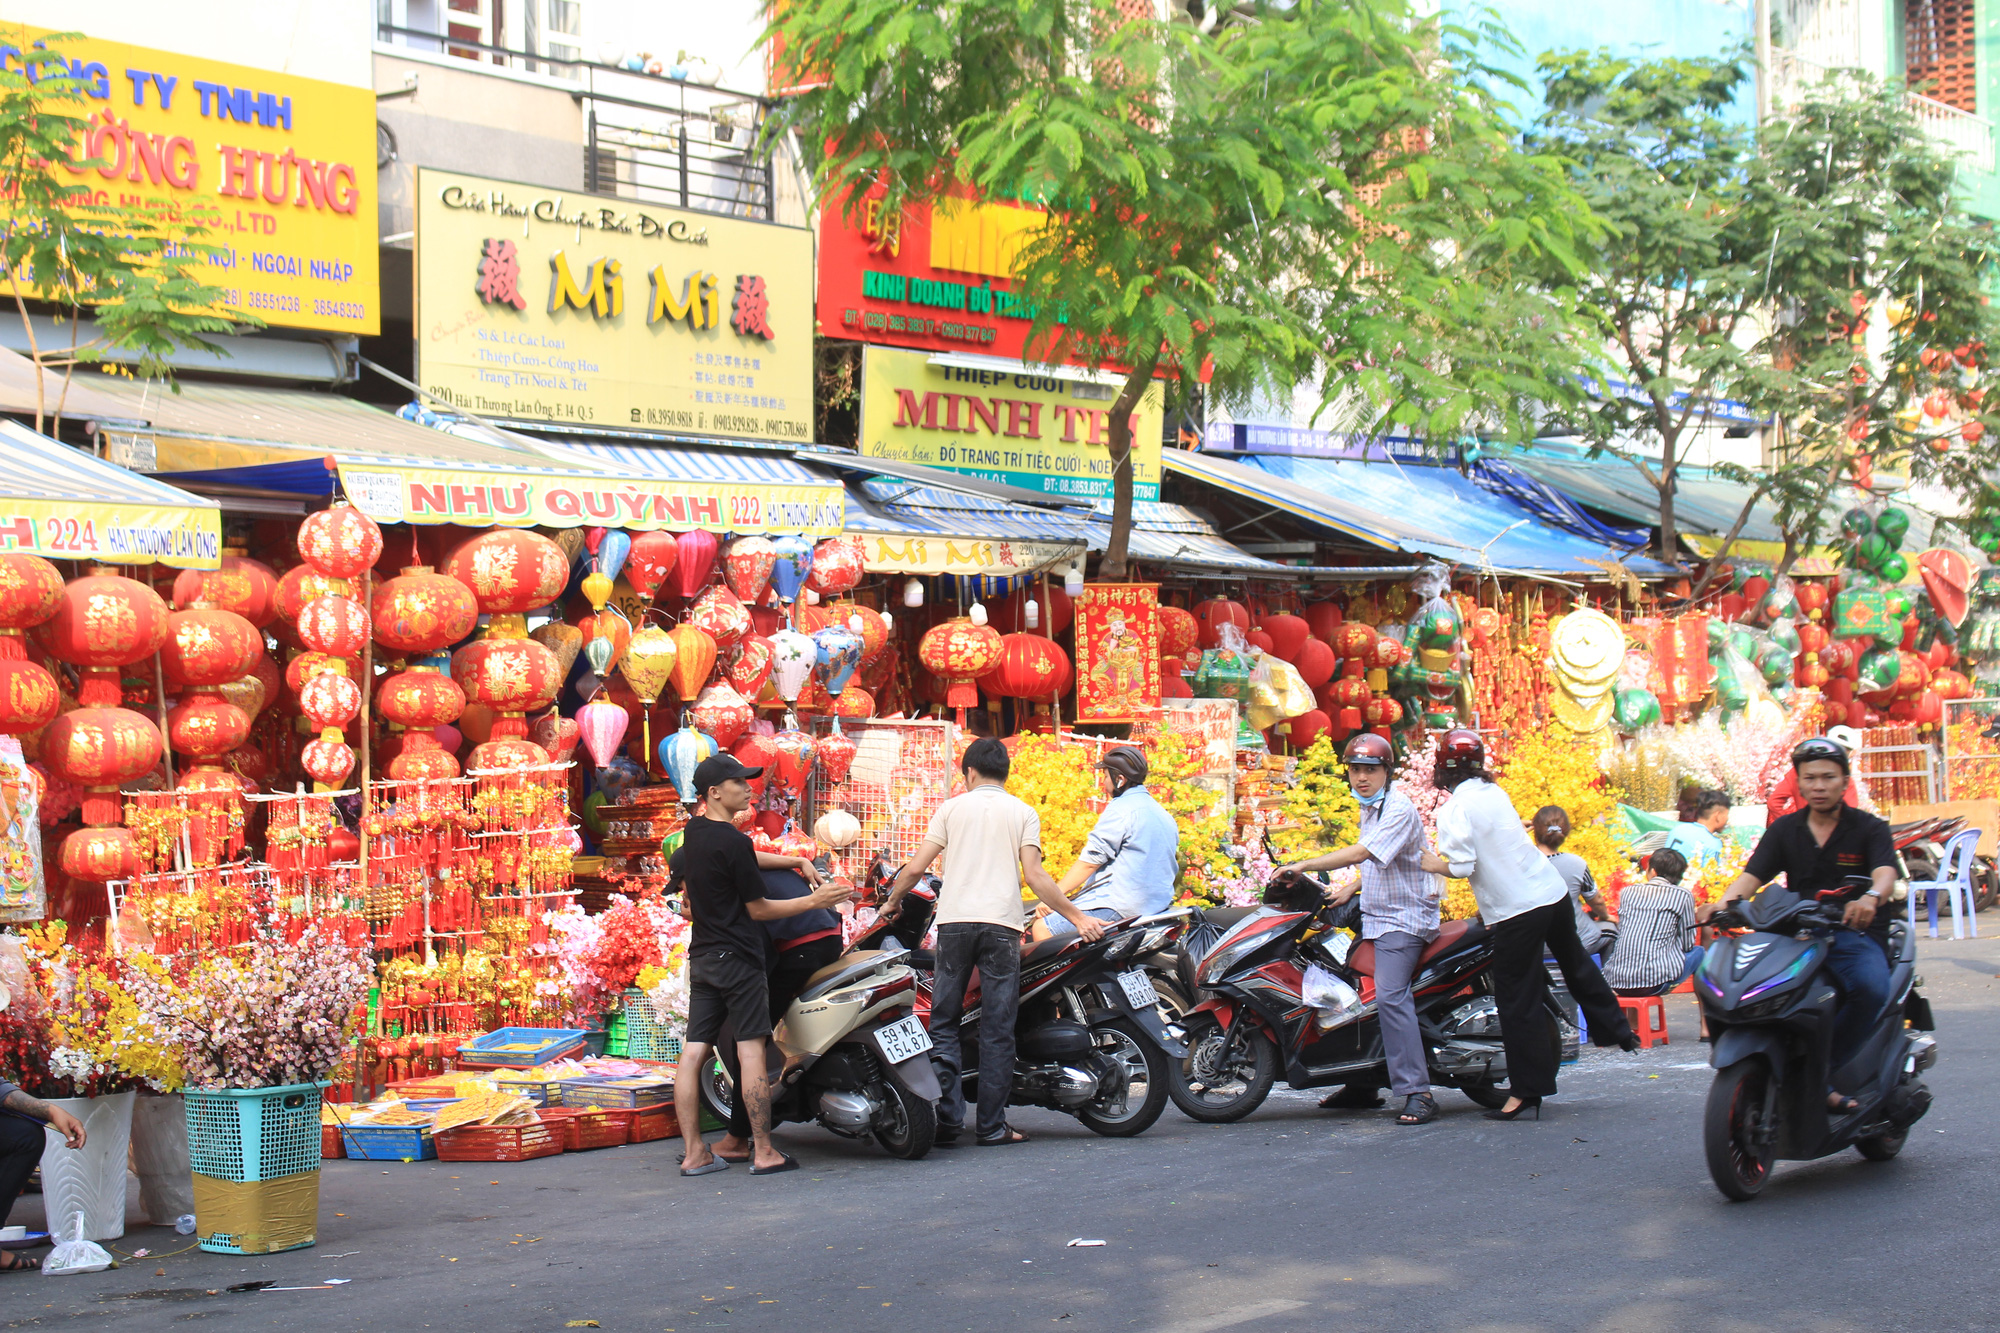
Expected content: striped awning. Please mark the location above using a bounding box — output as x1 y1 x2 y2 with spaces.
0 420 221 567
537 438 842 490
842 480 1085 575
1086 501 1289 572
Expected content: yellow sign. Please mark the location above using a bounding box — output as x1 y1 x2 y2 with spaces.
0 495 220 568
338 462 843 535
859 534 1080 576
415 168 814 444
859 346 1162 501
2 26 379 335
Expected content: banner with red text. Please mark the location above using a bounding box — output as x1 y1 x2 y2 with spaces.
1074 584 1161 723
338 462 842 535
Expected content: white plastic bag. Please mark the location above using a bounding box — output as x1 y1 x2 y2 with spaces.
1302 964 1364 1026
43 1214 113 1277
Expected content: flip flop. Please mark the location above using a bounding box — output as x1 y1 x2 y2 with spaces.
714 1150 752 1163
748 1151 799 1175
679 1158 731 1177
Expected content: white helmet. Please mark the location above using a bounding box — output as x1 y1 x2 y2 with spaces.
1825 725 1862 753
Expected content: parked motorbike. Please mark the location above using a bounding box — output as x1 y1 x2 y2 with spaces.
1697 881 1937 1200
1894 814 1997 914
696 943 942 1160
1169 870 1574 1121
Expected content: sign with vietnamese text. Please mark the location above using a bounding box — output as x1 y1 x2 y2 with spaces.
2 27 379 335
415 168 813 444
1074 584 1161 723
338 462 842 535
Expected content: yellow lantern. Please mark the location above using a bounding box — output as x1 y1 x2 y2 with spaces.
619 625 678 756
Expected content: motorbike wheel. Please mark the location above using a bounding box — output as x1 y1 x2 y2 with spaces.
1704 1061 1777 1201
1168 1017 1277 1123
1855 1127 1908 1161
1977 859 1999 913
1458 1081 1512 1111
871 1079 937 1160
698 1055 737 1129
1077 1018 1171 1137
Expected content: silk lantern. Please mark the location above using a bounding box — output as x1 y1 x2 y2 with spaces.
577 698 631 767
726 635 776 700
767 725 817 797
807 536 865 596
675 529 720 599
297 502 384 580
690 683 754 749
530 620 583 678
627 530 680 599
724 536 779 604
659 719 720 802
598 530 632 586
827 603 888 661
616 624 678 757
690 585 751 647
817 721 858 787
769 628 815 703
814 623 864 696
769 536 814 603
731 731 779 795
581 609 632 674
372 565 478 656
667 623 718 702
532 711 581 764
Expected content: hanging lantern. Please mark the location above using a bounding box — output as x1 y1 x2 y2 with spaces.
767 725 817 797
301 736 357 789
171 552 280 626
1303 601 1344 642
371 565 479 655
726 634 776 700
1332 621 1377 665
806 536 865 596
813 805 861 850
576 698 631 767
1157 605 1198 658
0 554 62 737
530 620 583 678
690 683 754 749
659 719 720 802
769 536 814 603
581 609 633 674
824 602 888 662
444 529 569 615
0 553 64 636
770 628 816 702
627 530 681 599
160 605 263 688
1294 638 1336 690
690 584 751 647
1261 614 1310 662
667 622 718 702
0 657 59 736
813 623 864 696
919 618 1004 711
43 706 164 827
833 684 877 718
377 668 466 731
1192 598 1250 648
817 720 859 786
166 691 251 763
674 529 720 599
979 632 1070 699
33 570 169 692
284 651 348 693
723 536 778 604
297 502 384 579
531 711 581 764
598 530 632 586
272 565 345 622
296 594 370 659
451 622 562 744
731 731 779 795
299 671 363 733
1328 676 1371 733
60 826 142 884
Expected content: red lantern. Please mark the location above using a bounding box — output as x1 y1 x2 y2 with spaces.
299 672 363 733
1331 622 1376 663
1157 605 1199 658
0 553 64 634
60 825 141 883
444 530 568 614
806 536 866 596
1364 695 1403 733
731 732 780 795
674 530 720 599
301 736 357 788
43 706 164 825
296 595 370 658
1369 636 1409 672
272 565 345 622
726 634 775 699
1192 598 1250 648
285 652 349 694
297 502 384 579
1716 593 1747 623
1793 582 1829 621
1294 637 1336 690
0 658 58 735
979 632 1070 699
1740 575 1770 606
1914 688 1944 728
1246 629 1275 654
1797 622 1829 654
767 726 817 796
1896 650 1930 697
166 691 251 760
378 669 466 729
1160 664 1193 699
371 565 478 655
1287 708 1332 751
1303 600 1344 642
627 530 681 599
161 605 263 688
689 683 754 749
919 618 1004 710
1261 614 1310 662
172 554 280 626
34 571 169 702
452 633 562 736
992 586 1074 636
833 684 877 718
689 585 751 647
817 725 858 786
826 603 889 661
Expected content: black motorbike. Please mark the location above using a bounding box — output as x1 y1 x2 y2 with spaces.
1699 882 1938 1200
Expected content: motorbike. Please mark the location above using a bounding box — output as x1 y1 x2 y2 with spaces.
1697 881 1937 1200
1169 870 1575 1121
862 877 1191 1137
696 941 943 1160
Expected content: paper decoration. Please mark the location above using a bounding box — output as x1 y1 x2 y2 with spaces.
1074 584 1161 723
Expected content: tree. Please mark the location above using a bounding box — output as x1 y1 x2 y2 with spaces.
768 0 1604 577
0 31 244 435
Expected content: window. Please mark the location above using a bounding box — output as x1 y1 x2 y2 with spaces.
1905 0 1976 113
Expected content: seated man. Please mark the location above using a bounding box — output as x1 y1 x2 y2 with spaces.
0 1079 87 1272
1601 848 1703 996
1028 746 1178 945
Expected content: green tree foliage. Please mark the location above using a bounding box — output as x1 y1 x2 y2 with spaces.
768 0 1603 574
0 31 246 433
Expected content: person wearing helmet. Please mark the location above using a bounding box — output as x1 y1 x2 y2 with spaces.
1763 725 1863 824
1418 729 1638 1120
1276 732 1444 1124
1028 745 1180 943
1700 735 1897 1113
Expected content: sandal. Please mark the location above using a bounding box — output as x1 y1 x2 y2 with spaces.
1827 1091 1861 1115
748 1151 799 1175
0 1252 40 1274
976 1126 1029 1146
1396 1093 1439 1126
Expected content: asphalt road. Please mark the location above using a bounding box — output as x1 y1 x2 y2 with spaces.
11 928 2000 1333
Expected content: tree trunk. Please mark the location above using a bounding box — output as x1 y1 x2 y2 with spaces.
1686 482 1770 602
1656 468 1678 566
1099 353 1160 582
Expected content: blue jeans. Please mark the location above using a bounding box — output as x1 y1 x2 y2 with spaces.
1826 931 1891 1071
1042 906 1124 936
929 924 1023 1141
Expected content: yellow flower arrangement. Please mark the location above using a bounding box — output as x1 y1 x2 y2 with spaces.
1495 722 1626 896
18 924 184 1094
1267 738 1360 863
1006 734 1103 884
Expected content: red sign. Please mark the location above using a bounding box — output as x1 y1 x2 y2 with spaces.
1075 585 1162 724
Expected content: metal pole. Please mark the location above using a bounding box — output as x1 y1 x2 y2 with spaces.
679 126 690 209
1755 0 1773 124
359 569 374 909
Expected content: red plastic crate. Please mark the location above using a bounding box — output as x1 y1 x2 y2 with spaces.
435 1121 563 1162
536 1107 628 1151
321 1124 346 1159
600 1105 678 1143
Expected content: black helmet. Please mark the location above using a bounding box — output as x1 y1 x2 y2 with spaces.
1098 745 1149 794
1790 736 1850 775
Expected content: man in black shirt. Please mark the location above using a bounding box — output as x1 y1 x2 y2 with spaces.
675 754 850 1176
1701 737 1897 1110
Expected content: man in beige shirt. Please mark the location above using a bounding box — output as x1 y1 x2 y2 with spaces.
884 737 1103 1146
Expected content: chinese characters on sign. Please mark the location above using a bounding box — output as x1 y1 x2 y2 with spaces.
1074 585 1161 723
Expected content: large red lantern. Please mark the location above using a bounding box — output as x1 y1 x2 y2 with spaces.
1260 614 1310 663
380 665 469 780
371 565 478 655
172 553 280 626
979 632 1070 699
1193 598 1250 649
1294 637 1336 690
690 585 751 647
833 684 877 718
451 631 562 738
299 672 363 733
919 618 1004 711
296 594 370 658
285 652 349 694
34 571 169 696
0 554 66 634
1157 605 1199 658
0 554 64 736
1303 600 1344 642
60 825 141 884
272 565 345 622
43 707 164 825
627 530 681 599
166 691 251 761
444 529 569 615
1332 621 1377 664
160 605 263 688
0 658 58 736
297 502 384 579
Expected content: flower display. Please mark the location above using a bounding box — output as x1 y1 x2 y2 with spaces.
1492 722 1626 900
5 922 184 1095
540 889 689 1020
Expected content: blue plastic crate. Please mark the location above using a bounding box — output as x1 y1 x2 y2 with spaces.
184 1083 327 1184
456 1026 589 1068
556 1075 673 1110
340 1124 437 1162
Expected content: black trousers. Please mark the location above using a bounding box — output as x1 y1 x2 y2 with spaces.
928 923 1024 1140
1490 899 1634 1099
721 935 845 1139
0 1112 43 1228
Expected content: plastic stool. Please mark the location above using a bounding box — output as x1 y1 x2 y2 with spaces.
1618 993 1669 1048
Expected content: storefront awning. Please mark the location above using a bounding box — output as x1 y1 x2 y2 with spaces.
843 480 1086 575
0 420 221 568
0 349 150 426
1502 447 1785 544
1163 448 1465 555
1086 501 1292 573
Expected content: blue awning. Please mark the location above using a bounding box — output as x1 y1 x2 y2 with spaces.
1086 501 1290 572
530 437 845 491
1468 459 1652 550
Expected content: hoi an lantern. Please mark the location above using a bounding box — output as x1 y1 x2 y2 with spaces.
813 623 864 696
576 698 631 767
580 610 632 674
530 620 582 678
531 711 581 764
627 530 680 599
659 719 720 802
816 721 858 787
725 634 775 699
769 629 816 702
767 725 817 797
690 585 751 647
690 683 754 749
919 618 1004 712
666 623 718 702
723 536 777 604
674 529 720 599
769 536 814 603
731 731 778 795
806 536 865 597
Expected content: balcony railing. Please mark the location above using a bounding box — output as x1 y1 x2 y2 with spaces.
1768 47 1996 173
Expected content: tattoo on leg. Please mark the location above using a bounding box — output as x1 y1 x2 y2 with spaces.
741 1071 772 1143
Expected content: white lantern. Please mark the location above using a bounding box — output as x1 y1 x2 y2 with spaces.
770 628 816 702
903 578 924 608
814 806 862 850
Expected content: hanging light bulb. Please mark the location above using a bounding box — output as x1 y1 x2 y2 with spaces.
1025 599 1041 630
848 612 865 635
903 578 924 608
970 601 988 627
1064 561 1084 597
880 611 894 636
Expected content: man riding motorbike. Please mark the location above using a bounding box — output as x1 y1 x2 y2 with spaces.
1274 733 1444 1125
1699 735 1898 1114
1026 745 1179 945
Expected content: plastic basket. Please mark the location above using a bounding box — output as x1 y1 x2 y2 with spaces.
623 1104 677 1143
536 1108 627 1151
456 1027 590 1069
184 1083 326 1184
340 1124 437 1162
435 1121 563 1162
193 1168 319 1255
620 989 683 1063
555 1076 673 1111
604 1011 629 1058
488 1075 563 1107
320 1125 345 1160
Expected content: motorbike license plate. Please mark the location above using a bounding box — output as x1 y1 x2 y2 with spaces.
1116 969 1159 1009
876 1015 933 1063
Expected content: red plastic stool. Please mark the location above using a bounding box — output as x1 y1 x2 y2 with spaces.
1618 993 1670 1048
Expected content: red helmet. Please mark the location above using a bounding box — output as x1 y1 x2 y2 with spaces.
1342 732 1394 769
1435 728 1485 778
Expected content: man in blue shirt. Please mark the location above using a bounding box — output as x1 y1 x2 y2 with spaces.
1030 746 1180 942
1660 789 1730 865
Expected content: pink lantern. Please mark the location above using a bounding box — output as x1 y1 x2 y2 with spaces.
806 536 866 596
690 584 751 647
690 682 754 749
576 698 630 767
434 722 463 755
531 711 581 764
674 529 719 599
817 719 858 786
768 726 817 796
723 536 778 604
726 635 775 699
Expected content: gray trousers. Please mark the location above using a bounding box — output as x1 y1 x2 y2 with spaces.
1372 931 1432 1097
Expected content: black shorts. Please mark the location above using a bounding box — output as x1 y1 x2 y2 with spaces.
686 949 772 1045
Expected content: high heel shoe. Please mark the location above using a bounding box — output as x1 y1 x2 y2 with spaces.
1482 1097 1542 1121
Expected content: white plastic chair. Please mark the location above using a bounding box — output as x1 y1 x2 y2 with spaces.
1907 827 1981 940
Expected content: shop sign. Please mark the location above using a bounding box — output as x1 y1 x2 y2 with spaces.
338 462 844 536
0 739 45 923
0 498 221 567
415 168 814 445
2 27 380 336
859 346 1161 501
1074 584 1161 723
859 534 1080 576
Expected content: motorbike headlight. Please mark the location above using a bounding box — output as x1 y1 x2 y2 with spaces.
1101 931 1141 963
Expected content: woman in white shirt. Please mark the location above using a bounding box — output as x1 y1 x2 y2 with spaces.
1419 730 1637 1121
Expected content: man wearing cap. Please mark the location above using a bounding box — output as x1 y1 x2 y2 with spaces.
675 753 852 1177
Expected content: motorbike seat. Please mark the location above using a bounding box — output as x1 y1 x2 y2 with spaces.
797 949 898 1003
1347 918 1483 979
1022 934 1083 966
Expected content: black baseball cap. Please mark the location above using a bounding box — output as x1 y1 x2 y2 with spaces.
692 753 763 796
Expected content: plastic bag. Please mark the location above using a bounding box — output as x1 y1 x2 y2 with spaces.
43 1214 113 1277
1302 964 1364 1026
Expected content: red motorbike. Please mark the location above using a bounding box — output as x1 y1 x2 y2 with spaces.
1169 871 1573 1121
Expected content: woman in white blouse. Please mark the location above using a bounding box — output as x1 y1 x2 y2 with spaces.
1419 730 1637 1120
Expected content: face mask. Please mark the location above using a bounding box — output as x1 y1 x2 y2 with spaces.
1355 785 1389 808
